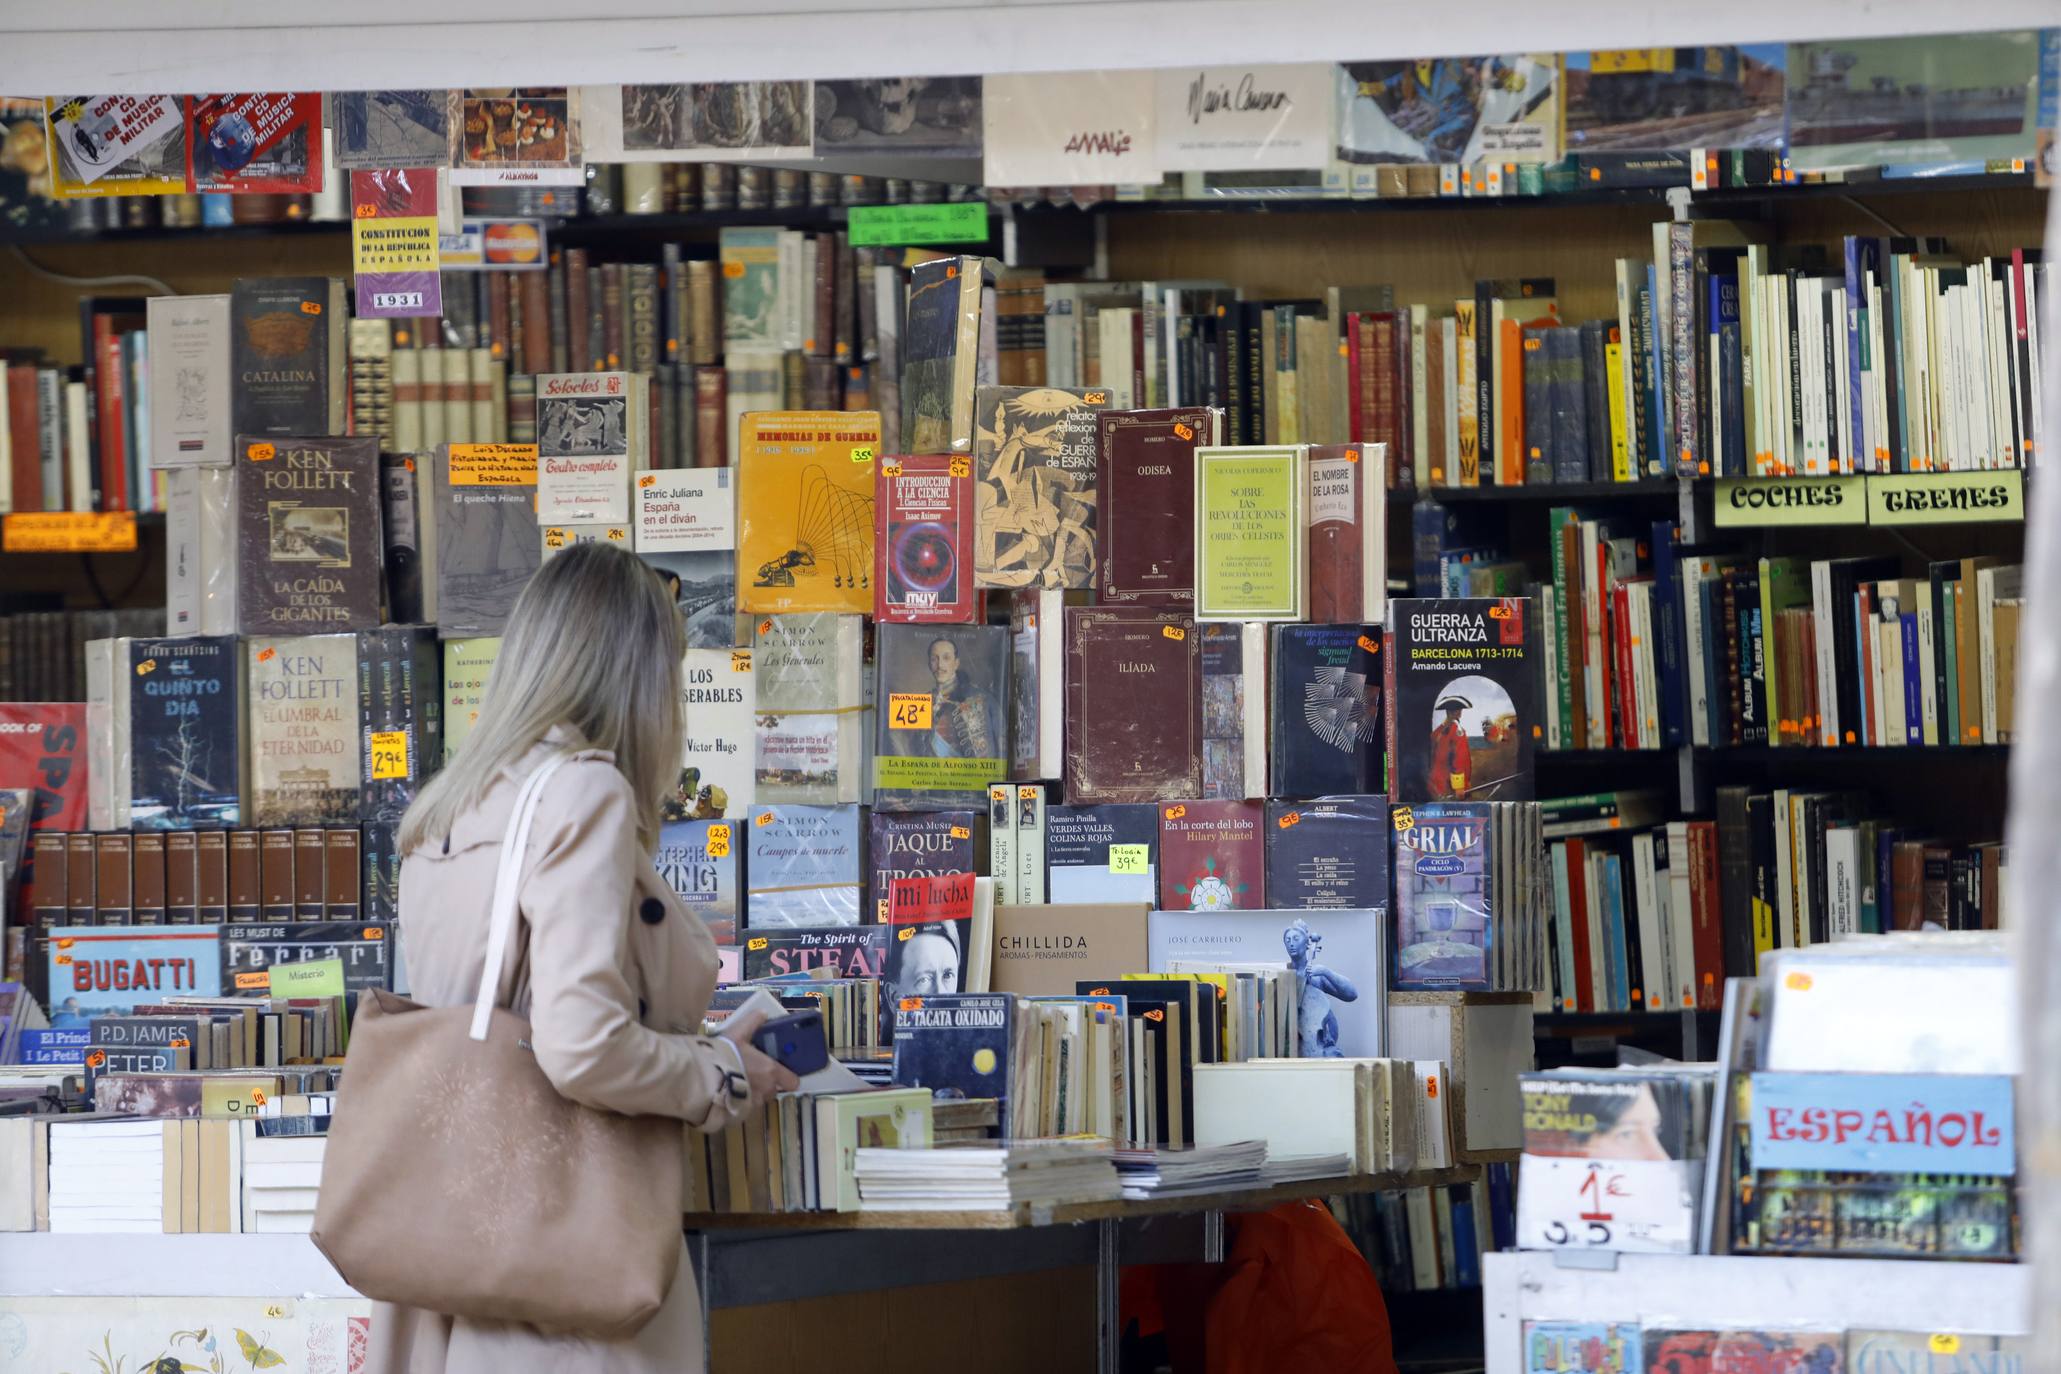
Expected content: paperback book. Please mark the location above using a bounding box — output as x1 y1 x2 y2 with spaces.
1386 596 1536 803
868 811 978 925
1158 799 1264 912
1147 907 1386 1058
1264 796 1391 910
1392 801 1492 989
744 802 863 928
891 991 1016 1132
971 385 1109 590
1194 445 1307 621
247 634 361 827
1046 803 1160 905
434 444 541 639
654 817 740 943
902 256 986 454
45 926 225 1027
125 635 243 829
872 623 1008 811
876 454 976 623
235 436 383 636
736 411 882 616
536 372 634 524
752 613 867 806
1268 624 1384 797
676 646 754 818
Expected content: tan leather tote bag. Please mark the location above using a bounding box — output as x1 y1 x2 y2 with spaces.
313 756 684 1337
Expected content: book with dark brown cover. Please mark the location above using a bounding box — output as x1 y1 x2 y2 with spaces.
1305 443 1372 624
486 271 511 362
811 234 835 359
31 831 67 930
1156 798 1266 911
627 263 660 375
258 829 295 921
1096 407 1213 607
66 831 96 926
294 829 327 917
197 830 230 922
688 261 719 367
563 248 592 371
131 832 166 925
325 828 361 919
601 262 626 370
1063 606 1202 804
584 265 606 373
520 266 552 375
833 231 855 366
694 367 727 468
164 830 199 924
95 832 133 925
225 828 259 922
546 253 569 374
235 436 383 635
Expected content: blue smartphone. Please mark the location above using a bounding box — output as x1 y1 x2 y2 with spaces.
750 1010 830 1076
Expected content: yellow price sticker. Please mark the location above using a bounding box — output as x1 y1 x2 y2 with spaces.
1108 844 1149 875
135 659 157 676
897 926 915 942
1018 786 1041 801
949 825 970 840
881 459 903 477
1392 807 1414 832
850 445 876 465
755 811 776 827
543 527 569 549
888 693 934 730
2 511 139 553
1083 392 1107 404
1929 1336 1961 1355
747 937 769 951
706 823 731 858
948 456 971 478
729 650 751 672
368 730 409 780
1163 625 1186 641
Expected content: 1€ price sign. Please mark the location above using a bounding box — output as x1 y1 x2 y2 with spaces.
1514 1156 1695 1254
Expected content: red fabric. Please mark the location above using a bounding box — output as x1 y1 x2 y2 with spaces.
1429 719 1471 798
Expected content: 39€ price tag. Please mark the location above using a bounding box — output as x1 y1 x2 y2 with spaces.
368 730 409 780
1108 844 1149 876
705 824 731 859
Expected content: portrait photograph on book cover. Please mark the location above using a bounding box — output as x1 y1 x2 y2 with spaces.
1519 1074 1691 1162
885 917 971 1007
875 625 1005 810
814 77 981 157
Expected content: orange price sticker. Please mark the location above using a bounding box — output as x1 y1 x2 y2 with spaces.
1277 811 1300 830
300 301 322 315
729 650 750 672
897 926 915 942
1164 805 1187 821
757 620 773 637
247 441 276 462
723 261 746 279
900 997 924 1011
235 970 271 990
755 811 776 827
1356 634 1379 654
86 1050 105 1069
135 659 156 676
949 825 970 840
256 647 277 662
1083 392 1107 405
880 459 903 477
1162 625 1186 641
638 473 658 487
363 926 384 939
1173 423 1193 441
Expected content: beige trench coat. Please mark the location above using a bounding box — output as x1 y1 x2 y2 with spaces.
364 728 754 1374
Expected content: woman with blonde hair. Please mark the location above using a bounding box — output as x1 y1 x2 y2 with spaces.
367 541 796 1373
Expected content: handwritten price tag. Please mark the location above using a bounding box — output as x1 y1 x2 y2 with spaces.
880 459 903 477
368 730 409 780
1392 807 1414 832
850 445 876 465
1515 1156 1696 1254
949 456 971 478
1108 844 1149 876
705 824 731 859
1276 811 1301 830
755 811 775 827
949 825 971 840
729 650 751 672
2 512 139 553
747 937 769 951
1163 804 1187 821
888 693 934 730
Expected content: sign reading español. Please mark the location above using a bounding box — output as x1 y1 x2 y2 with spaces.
1713 476 1866 527
1748 1071 2016 1176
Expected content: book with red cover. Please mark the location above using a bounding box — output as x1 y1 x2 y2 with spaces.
83 299 146 511
1563 836 1594 1011
1305 442 1382 625
1685 819 1723 1010
1156 798 1264 911
1063 606 1201 805
0 703 90 832
1095 406 1216 607
5 363 42 513
875 454 975 624
694 367 727 468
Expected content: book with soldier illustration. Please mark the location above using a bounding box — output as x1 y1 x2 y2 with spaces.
1385 596 1536 804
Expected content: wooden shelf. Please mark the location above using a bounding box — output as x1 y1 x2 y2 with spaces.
1418 479 1680 504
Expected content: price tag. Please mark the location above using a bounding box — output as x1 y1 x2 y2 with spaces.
1357 634 1380 654
135 658 157 677
1108 844 1149 875
1082 391 1107 405
1276 811 1301 829
755 811 775 827
729 650 751 672
1163 804 1187 821
1514 1156 1697 1254
256 646 277 663
887 693 934 730
706 823 731 858
847 200 989 247
723 260 746 279
1162 625 1186 641
2 512 139 553
543 527 570 549
235 970 271 991
1930 1336 1962 1355
880 459 903 477
638 473 658 488
368 730 409 780
850 445 876 465
948 825 970 840
747 937 769 951
948 456 971 478
447 443 539 486
1393 807 1414 832
1172 423 1194 441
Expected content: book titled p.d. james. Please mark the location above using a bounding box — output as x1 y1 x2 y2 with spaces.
1386 597 1535 804
236 436 383 635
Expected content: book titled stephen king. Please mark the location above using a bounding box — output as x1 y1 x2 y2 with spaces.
735 411 882 616
744 803 863 928
218 920 394 1000
1264 796 1390 910
753 613 868 806
654 817 740 943
872 623 1008 812
875 454 976 624
891 991 1017 1133
434 444 542 640
902 255 987 455
247 634 362 827
1268 624 1384 798
535 372 634 525
1386 597 1536 804
1306 442 1387 625
635 467 736 651
235 435 383 636
1097 406 1217 606
0 704 90 832
355 625 442 824
1046 803 1160 905
1392 801 1492 989
229 276 346 438
868 811 977 924
1157 799 1265 911
971 385 1110 590
126 635 244 829
1063 607 1202 805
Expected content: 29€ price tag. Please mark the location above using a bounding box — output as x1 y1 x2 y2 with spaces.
1513 1156 1696 1254
705 823 732 859
368 730 409 780
1108 844 1150 876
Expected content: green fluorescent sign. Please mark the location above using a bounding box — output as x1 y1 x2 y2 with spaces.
847 201 988 247
1713 476 1866 528
1867 470 2023 526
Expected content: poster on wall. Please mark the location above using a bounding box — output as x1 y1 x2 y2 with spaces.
449 88 583 185
42 94 186 197
1562 46 1785 153
1335 57 1562 167
351 168 443 319
585 82 815 162
186 93 324 194
983 71 1157 187
332 90 454 171
1785 31 2042 172
814 77 982 157
1153 63 1334 171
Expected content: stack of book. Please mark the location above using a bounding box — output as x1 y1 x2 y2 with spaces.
1111 1139 1267 1199
854 1137 1123 1213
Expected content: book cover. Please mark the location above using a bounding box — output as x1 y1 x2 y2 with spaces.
1393 801 1492 989
1147 906 1384 1058
1305 441 1384 624
45 925 224 1026
219 920 393 998
145 294 230 468
247 634 361 827
440 636 499 765
876 453 976 623
735 410 881 615
902 255 985 454
752 613 865 805
868 810 977 925
1198 621 1257 801
1264 796 1391 910
637 467 737 650
891 992 1015 1131
0 704 90 833
719 227 782 350
991 902 1150 997
872 623 1008 811
744 802 862 928
434 444 541 640
1268 624 1384 797
235 435 383 635
333 91 454 170
1522 1323 1642 1374
186 94 323 193
356 625 441 824
229 276 341 438
1158 799 1265 911
127 635 243 829
1195 445 1307 621
674 646 753 818
1338 57 1563 165
1046 804 1160 905
971 385 1109 590
1097 406 1214 606
654 817 740 943
743 925 889 980
1387 597 1536 803
379 453 424 624
1063 607 1202 804
1845 1331 2023 1370
535 372 633 524
1004 587 1065 783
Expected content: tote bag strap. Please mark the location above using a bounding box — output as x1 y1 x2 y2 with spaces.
470 752 573 1041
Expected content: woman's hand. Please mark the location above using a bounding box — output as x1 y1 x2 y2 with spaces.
718 1009 802 1099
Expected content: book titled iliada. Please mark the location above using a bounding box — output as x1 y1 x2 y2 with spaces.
971 385 1109 590
876 453 976 624
1063 606 1201 805
1386 596 1536 803
872 623 1008 812
235 436 383 635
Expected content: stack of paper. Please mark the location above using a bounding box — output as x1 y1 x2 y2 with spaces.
855 1138 1121 1212
1112 1140 1267 1198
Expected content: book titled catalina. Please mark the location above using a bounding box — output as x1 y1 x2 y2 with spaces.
1392 802 1492 990
1386 596 1536 804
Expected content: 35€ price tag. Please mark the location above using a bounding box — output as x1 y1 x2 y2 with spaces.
850 445 876 465
1108 844 1149 875
888 693 934 730
705 823 731 858
368 730 409 780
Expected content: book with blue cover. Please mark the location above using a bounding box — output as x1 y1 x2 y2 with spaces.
1521 1322 1641 1374
1392 802 1492 990
17 1027 91 1064
745 803 863 928
891 991 1018 1133
868 810 977 924
1263 796 1390 910
655 817 741 943
45 926 224 1026
1045 803 1159 905
127 635 244 829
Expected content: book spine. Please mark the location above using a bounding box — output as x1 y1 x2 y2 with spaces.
1015 785 1046 905
988 784 1018 906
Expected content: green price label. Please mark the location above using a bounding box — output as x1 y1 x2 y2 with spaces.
1108 844 1150 876
848 201 989 247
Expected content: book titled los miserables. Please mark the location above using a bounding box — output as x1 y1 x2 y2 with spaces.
1268 624 1384 798
125 635 244 829
876 454 976 624
1264 796 1390 910
1385 597 1536 804
1097 407 1218 607
872 623 1008 812
1063 607 1201 805
235 435 383 636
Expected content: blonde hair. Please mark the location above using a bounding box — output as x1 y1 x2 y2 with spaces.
399 541 684 857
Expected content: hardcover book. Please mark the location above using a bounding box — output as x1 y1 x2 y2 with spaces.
735 411 882 616
743 925 890 981
1264 796 1391 910
229 276 345 438
1199 621 1264 801
1046 804 1160 905
902 255 986 454
1194 445 1307 621
1004 586 1069 783
235 436 383 635
675 646 753 818
636 467 737 651
1393 801 1492 989
44 925 225 1026
379 453 425 624
219 921 394 998
654 817 740 943
247 634 362 827
1386 597 1536 804
1306 442 1386 625
744 802 863 928
1268 624 1384 798
991 902 1150 997
1063 607 1202 804
1147 906 1386 1058
971 385 1109 590
1158 799 1265 911
434 444 541 639
535 372 634 525
891 992 1017 1132
868 811 978 925
126 635 244 829
440 636 499 764
872 623 1008 811
719 227 781 350
145 294 230 468
356 625 442 824
1097 406 1217 606
876 454 976 623
752 613 867 806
